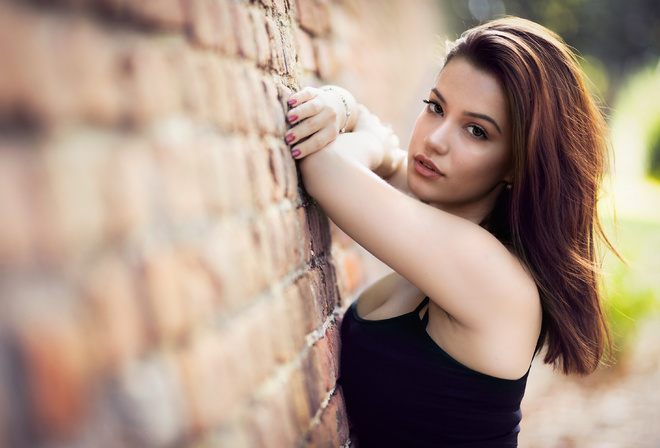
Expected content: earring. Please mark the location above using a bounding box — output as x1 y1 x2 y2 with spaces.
505 182 512 190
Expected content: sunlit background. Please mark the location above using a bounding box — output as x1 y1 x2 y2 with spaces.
436 0 660 446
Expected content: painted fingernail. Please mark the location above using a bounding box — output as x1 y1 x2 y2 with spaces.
287 99 297 106
285 134 295 143
288 114 298 123
291 149 301 158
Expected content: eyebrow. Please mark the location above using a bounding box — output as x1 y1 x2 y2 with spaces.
431 88 502 135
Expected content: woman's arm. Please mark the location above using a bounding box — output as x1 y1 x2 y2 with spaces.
298 137 537 331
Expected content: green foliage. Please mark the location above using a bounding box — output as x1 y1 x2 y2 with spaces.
647 120 660 181
604 219 660 357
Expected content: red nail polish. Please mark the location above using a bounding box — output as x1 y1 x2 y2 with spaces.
288 114 298 123
291 150 301 158
285 134 295 143
288 99 297 106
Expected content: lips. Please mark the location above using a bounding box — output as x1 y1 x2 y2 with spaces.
413 154 444 179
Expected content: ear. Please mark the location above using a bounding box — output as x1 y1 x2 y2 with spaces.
503 170 514 185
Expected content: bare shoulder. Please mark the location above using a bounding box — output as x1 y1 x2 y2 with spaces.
427 251 542 380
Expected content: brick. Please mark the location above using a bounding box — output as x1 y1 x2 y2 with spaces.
123 0 187 30
281 203 305 270
113 355 187 447
198 422 253 448
294 27 317 73
310 336 337 394
264 290 296 364
121 42 180 127
294 0 331 37
265 140 288 202
300 272 326 333
249 8 272 68
219 137 253 211
248 215 277 292
307 263 340 321
290 367 313 435
242 137 275 208
264 78 288 136
230 3 258 62
183 0 236 54
284 277 317 347
184 0 216 49
198 54 232 131
214 0 238 55
102 138 152 240
272 0 288 17
0 4 75 127
304 203 332 259
170 48 207 122
308 390 348 448
57 18 123 126
83 254 147 373
194 135 232 216
265 16 287 75
298 206 314 263
250 386 298 448
138 247 189 344
201 222 260 310
178 250 217 327
325 323 342 379
245 71 276 136
42 135 107 264
0 142 41 268
228 221 265 299
151 129 206 224
280 25 299 77
258 208 287 279
13 288 92 441
224 63 253 134
177 333 234 433
301 350 323 417
240 301 279 386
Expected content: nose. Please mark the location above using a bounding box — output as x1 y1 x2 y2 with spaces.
424 121 450 155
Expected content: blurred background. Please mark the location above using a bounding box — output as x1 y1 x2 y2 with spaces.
434 0 660 446
0 0 658 446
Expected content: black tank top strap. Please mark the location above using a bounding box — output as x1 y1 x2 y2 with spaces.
413 296 430 314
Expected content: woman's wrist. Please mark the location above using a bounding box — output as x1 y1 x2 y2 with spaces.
321 86 350 133
320 85 359 133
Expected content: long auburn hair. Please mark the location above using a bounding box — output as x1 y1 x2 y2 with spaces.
445 17 617 375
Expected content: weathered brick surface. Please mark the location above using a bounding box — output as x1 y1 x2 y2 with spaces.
0 0 443 446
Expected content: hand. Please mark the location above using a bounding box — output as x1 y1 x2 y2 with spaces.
285 86 352 158
353 106 401 177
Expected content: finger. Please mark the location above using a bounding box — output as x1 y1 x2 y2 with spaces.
285 108 337 145
287 86 318 108
286 97 331 125
290 128 337 159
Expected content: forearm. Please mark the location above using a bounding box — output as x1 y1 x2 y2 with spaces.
315 132 382 173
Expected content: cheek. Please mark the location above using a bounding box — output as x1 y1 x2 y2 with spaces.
408 117 428 152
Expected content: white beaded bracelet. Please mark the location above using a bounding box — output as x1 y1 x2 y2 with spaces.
322 86 351 133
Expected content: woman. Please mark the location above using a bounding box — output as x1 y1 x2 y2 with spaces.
285 17 616 447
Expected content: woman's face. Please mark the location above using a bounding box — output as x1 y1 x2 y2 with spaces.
407 58 512 224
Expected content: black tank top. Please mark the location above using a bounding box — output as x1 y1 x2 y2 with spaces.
339 297 529 448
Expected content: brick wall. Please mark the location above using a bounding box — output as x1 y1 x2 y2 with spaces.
0 0 443 446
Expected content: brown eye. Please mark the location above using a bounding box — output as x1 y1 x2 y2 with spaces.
467 125 488 140
423 99 444 116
